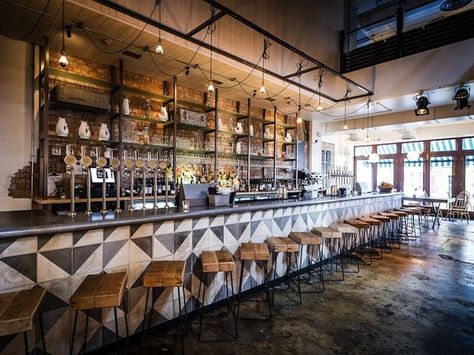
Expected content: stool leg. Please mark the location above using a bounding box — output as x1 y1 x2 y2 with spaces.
70 310 78 355
23 332 28 355
263 262 272 320
114 306 120 344
198 271 207 342
271 252 277 305
81 310 89 355
319 244 325 292
141 287 150 335
237 260 245 318
228 272 238 339
293 251 302 304
182 285 188 335
39 312 47 355
177 286 185 354
123 291 129 338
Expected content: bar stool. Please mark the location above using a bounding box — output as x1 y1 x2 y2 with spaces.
344 219 372 265
70 271 128 354
238 243 271 320
312 226 344 281
370 214 392 253
379 212 402 248
357 216 383 260
142 261 187 352
330 223 361 273
266 237 301 305
0 286 47 355
289 231 325 294
402 207 423 238
393 209 417 241
390 210 410 241
197 250 237 342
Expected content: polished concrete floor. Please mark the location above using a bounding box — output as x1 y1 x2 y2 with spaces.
102 221 474 354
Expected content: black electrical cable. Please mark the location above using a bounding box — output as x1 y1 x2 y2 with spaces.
0 0 51 40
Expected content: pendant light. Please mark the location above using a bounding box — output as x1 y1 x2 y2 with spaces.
259 38 270 95
366 99 380 163
58 0 68 67
316 69 323 111
155 0 164 54
296 62 302 123
207 6 216 93
343 83 350 130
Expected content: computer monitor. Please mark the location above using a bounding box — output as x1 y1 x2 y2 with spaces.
90 168 115 184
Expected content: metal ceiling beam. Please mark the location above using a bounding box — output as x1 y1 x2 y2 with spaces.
283 65 321 79
202 0 374 98
93 0 368 102
187 10 227 37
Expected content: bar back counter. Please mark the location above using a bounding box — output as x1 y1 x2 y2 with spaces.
0 193 401 354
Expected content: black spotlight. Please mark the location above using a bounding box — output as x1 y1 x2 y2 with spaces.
415 95 430 116
453 86 471 110
440 0 472 11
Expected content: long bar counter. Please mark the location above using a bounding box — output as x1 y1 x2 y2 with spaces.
0 192 402 353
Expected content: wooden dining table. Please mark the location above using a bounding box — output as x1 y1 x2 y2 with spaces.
402 196 452 229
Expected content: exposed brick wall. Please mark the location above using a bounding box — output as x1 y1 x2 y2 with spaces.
8 164 38 198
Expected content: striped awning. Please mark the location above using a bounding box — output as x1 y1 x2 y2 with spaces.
405 158 423 167
430 156 453 167
463 137 474 150
467 155 474 166
355 146 372 156
430 139 456 152
377 144 397 155
402 141 423 153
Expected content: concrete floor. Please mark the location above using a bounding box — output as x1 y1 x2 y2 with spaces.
102 221 474 354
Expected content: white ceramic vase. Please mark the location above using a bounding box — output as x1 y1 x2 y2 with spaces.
99 123 110 141
78 120 91 139
55 117 69 137
249 124 254 136
235 122 243 134
158 106 168 121
122 98 130 115
236 141 242 154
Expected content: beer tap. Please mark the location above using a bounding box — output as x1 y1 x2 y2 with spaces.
135 153 147 211
80 146 93 216
96 148 108 215
64 144 77 216
147 152 159 210
110 149 122 214
159 161 170 208
124 150 136 212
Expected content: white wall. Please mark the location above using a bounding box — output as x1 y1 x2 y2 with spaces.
0 35 33 211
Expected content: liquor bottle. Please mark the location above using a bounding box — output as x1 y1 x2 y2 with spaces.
157 177 162 194
170 181 176 195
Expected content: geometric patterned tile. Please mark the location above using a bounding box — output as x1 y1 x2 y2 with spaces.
1 252 37 283
0 236 36 257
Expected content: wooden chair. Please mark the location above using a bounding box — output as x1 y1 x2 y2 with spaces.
0 286 47 355
197 250 237 342
142 261 187 353
266 237 301 305
238 243 271 320
70 271 128 354
446 191 471 223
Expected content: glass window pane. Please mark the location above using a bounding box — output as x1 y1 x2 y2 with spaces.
466 155 474 211
404 158 424 197
377 159 394 186
430 156 453 199
462 137 474 150
356 160 372 192
402 141 424 153
355 146 371 157
430 139 456 152
377 144 397 155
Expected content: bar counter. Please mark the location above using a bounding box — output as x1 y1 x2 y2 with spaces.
0 192 402 354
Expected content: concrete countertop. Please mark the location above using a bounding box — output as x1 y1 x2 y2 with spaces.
0 192 403 239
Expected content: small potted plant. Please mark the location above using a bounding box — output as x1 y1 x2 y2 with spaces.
378 181 393 193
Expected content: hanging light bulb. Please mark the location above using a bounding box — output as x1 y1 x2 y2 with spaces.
259 85 266 95
58 0 68 68
58 50 68 68
343 124 348 130
317 104 323 111
155 41 163 54
155 0 164 54
369 152 380 163
297 116 303 124
208 81 215 93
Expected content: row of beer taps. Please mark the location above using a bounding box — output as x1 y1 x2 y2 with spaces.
63 144 171 216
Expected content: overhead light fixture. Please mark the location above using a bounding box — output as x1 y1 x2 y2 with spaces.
259 38 270 96
207 6 216 93
453 85 471 110
440 0 472 11
58 0 68 68
207 81 215 93
155 0 164 54
407 151 420 160
343 84 350 130
369 152 380 163
260 85 266 95
297 115 303 124
414 94 430 116
316 69 323 111
317 103 323 111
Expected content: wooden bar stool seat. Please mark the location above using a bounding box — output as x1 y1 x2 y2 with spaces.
357 216 381 226
344 219 370 229
330 223 361 273
142 261 186 352
370 215 390 223
197 250 237 342
344 219 373 264
312 227 345 281
266 236 302 305
238 243 271 321
379 212 399 220
358 217 384 259
391 210 408 217
70 272 128 354
0 287 47 355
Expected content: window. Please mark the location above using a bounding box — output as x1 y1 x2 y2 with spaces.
402 141 424 153
430 139 456 152
404 158 423 197
377 144 397 155
356 160 372 192
430 156 453 199
465 155 474 211
355 146 371 157
377 159 394 187
462 137 474 151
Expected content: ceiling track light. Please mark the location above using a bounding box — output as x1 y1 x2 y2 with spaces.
58 0 68 68
414 93 430 116
453 85 471 110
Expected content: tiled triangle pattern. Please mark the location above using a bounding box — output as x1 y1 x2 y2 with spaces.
0 195 401 354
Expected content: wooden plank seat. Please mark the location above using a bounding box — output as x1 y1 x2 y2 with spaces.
344 219 370 229
330 223 359 234
143 261 186 288
266 236 299 252
370 214 391 222
311 227 342 239
0 287 46 337
201 250 235 273
379 212 399 220
240 243 270 261
357 216 381 225
390 210 408 217
70 272 127 311
289 232 323 245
